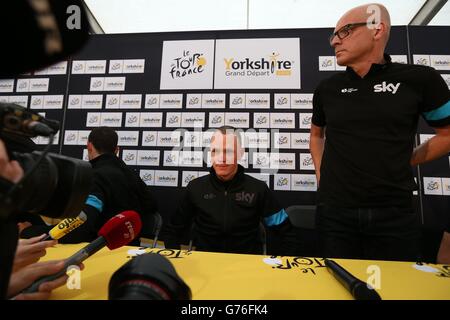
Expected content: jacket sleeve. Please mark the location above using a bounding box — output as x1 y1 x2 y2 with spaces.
260 186 299 256
164 184 196 249
59 173 106 244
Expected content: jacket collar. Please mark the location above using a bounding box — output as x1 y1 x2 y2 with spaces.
89 153 118 166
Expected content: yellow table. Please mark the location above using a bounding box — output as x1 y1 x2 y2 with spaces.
42 244 450 300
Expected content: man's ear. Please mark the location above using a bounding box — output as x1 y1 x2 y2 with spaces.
373 22 386 41
87 141 92 151
115 146 119 156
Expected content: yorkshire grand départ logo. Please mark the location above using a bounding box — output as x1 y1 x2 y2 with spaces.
215 38 300 89
169 50 207 79
223 52 293 77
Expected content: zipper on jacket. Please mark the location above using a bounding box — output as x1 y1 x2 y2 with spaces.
223 189 228 251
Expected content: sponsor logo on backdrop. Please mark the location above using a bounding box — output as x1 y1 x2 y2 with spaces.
422 177 445 196
145 94 160 108
158 131 181 147
137 150 160 166
182 172 198 187
86 113 101 127
271 113 295 129
291 133 310 149
299 113 312 129
160 40 214 89
43 95 64 109
109 60 123 73
142 131 157 146
300 153 315 170
154 171 178 187
180 151 203 167
270 153 296 170
29 78 49 92
291 93 313 109
126 113 140 127
254 113 270 128
140 113 163 127
187 94 202 108
101 113 123 127
120 95 142 109
72 61 86 73
214 38 301 89
182 112 205 127
117 131 139 146
140 170 155 186
0 79 14 92
8 96 28 108
85 60 107 74
69 95 81 108
225 113 249 128
202 94 225 108
209 113 224 127
413 55 431 66
275 94 290 108
123 59 146 73
291 174 317 191
246 93 270 109
30 96 43 109
430 55 450 70
274 174 291 191
159 94 183 108
123 151 137 164
82 95 103 109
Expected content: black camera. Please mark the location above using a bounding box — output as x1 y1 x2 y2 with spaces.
108 253 192 300
4 151 92 219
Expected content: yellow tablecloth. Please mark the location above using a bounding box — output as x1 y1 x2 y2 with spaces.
41 244 450 300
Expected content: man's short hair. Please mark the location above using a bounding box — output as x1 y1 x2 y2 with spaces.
214 126 242 147
88 127 118 154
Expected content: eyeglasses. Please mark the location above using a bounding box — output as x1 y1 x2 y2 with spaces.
329 22 371 44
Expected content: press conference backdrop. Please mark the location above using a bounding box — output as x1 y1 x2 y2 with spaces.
0 26 448 242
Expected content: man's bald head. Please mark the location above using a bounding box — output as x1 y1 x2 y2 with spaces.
337 3 391 45
331 3 391 68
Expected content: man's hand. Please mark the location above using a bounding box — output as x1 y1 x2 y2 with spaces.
13 234 57 272
8 260 85 300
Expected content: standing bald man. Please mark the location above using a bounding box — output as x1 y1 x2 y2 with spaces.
310 3 450 261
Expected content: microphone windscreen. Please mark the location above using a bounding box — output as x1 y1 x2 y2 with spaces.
98 211 142 250
0 0 90 78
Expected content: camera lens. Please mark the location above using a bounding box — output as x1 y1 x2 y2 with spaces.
109 253 191 300
9 151 92 218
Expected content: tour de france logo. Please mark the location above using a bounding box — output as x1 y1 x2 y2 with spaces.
170 50 206 79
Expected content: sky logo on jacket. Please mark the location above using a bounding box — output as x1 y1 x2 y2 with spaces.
373 82 401 94
235 192 255 204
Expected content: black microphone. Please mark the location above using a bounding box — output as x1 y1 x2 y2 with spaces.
324 258 382 300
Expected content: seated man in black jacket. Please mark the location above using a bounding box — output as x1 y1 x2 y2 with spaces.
165 126 295 254
21 127 158 245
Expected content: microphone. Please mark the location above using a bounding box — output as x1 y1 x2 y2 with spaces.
0 102 59 137
20 211 142 294
324 258 382 300
41 211 88 241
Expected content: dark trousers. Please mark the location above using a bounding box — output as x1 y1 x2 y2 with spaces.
316 205 421 262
